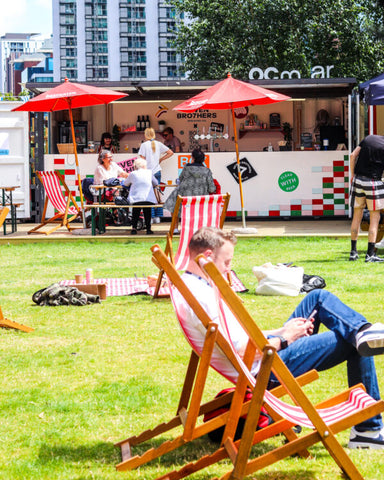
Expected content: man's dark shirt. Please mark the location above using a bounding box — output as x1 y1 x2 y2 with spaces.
355 135 384 180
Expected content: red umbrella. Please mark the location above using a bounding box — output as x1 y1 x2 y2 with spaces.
174 73 290 229
13 79 127 226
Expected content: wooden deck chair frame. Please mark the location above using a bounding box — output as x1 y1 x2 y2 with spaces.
116 245 384 480
28 170 82 235
0 306 34 332
153 193 230 298
115 245 323 478
194 253 384 480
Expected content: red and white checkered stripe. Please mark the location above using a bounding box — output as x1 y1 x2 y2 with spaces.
175 195 226 271
60 271 247 297
38 171 78 215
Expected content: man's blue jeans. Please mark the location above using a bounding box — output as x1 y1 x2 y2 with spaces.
269 289 382 431
152 171 163 218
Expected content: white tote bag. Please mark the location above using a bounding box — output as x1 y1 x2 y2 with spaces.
252 263 304 296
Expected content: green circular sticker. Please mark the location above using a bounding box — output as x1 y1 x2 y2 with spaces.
278 171 299 192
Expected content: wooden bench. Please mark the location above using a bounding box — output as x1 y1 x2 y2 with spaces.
87 203 165 235
1 185 22 235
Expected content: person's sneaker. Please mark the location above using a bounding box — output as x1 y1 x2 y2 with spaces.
349 251 359 261
348 426 384 449
153 217 161 224
356 322 384 356
365 253 384 263
173 228 180 235
375 238 384 249
146 230 154 235
131 229 137 235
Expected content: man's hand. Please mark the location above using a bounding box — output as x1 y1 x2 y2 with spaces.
281 318 314 345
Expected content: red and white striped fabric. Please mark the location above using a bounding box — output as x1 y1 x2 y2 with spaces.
175 195 227 271
263 388 376 429
38 171 78 215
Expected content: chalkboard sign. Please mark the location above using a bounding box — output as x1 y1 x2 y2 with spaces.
269 113 281 128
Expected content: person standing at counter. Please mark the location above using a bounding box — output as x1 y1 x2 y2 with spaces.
98 132 117 153
349 134 384 263
162 127 182 153
138 128 174 223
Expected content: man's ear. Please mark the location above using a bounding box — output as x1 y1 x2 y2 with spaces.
203 248 213 259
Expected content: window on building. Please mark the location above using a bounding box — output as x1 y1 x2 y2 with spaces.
65 48 76 57
63 69 76 79
167 52 176 63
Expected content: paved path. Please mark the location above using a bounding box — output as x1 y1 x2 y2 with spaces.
0 218 357 244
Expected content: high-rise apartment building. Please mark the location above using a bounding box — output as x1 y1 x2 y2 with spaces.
0 33 47 93
53 0 184 82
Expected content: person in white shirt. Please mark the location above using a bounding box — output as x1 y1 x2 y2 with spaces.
176 226 384 449
124 158 158 235
94 150 128 185
138 128 173 224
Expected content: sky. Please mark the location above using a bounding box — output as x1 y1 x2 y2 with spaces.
0 0 52 38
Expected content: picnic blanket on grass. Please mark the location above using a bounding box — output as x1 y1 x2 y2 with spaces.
59 271 248 297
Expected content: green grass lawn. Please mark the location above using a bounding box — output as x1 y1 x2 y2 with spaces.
0 236 383 480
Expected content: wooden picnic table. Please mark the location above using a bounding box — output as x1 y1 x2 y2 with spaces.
88 184 173 235
0 186 21 235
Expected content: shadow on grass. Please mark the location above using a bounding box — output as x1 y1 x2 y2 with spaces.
38 441 118 465
37 435 330 479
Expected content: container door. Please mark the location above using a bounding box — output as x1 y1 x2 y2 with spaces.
0 101 30 218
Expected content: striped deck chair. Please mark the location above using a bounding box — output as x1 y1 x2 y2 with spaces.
115 245 384 480
153 193 230 297
28 171 82 235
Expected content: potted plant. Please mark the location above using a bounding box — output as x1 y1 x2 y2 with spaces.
282 122 293 150
112 124 120 152
158 119 166 132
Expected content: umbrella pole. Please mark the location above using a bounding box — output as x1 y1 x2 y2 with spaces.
68 104 87 228
231 107 246 228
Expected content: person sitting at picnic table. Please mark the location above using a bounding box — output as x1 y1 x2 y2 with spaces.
123 158 158 235
98 131 116 153
94 150 128 185
164 148 216 232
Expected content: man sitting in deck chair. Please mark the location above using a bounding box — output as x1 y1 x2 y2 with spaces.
179 226 384 449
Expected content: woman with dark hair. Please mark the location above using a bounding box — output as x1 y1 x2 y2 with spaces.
164 148 216 230
98 132 117 153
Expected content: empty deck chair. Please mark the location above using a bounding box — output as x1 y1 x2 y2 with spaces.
115 245 384 480
153 193 230 297
28 171 82 235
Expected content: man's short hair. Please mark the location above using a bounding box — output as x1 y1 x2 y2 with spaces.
189 227 237 256
163 127 174 136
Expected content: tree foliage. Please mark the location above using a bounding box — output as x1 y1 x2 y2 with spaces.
172 0 384 82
